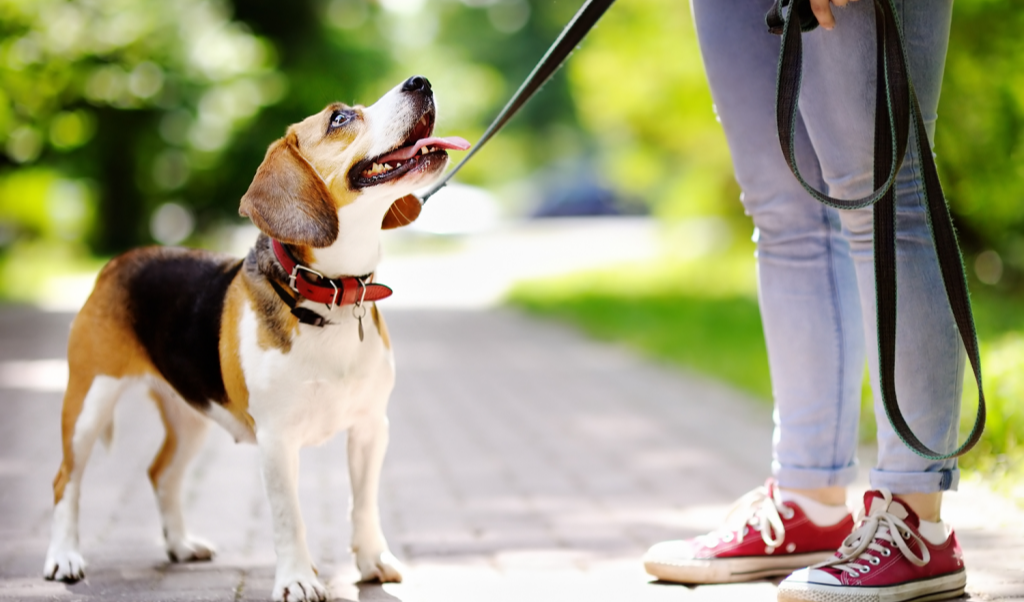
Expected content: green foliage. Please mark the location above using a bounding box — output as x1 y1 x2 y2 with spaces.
0 0 598 254
1 0 1020 271
0 167 94 241
566 0 740 221
510 242 773 400
936 0 1024 282
509 256 1024 491
0 0 282 252
963 334 1024 461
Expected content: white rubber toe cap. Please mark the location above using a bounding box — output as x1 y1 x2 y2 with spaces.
784 567 843 585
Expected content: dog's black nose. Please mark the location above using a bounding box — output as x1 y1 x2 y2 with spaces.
401 75 431 93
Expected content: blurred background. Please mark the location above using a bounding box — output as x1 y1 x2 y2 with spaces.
0 0 1021 492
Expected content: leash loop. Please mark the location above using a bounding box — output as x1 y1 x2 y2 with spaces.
768 0 985 460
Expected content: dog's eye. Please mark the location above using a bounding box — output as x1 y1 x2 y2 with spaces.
329 110 353 130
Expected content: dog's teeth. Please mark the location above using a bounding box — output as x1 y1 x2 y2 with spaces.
421 146 428 155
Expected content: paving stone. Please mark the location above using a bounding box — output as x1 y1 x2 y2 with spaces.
1 306 1022 601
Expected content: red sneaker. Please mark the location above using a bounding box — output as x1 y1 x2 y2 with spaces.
643 479 854 583
777 489 966 602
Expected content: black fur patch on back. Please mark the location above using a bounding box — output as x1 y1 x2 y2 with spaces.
124 248 243 409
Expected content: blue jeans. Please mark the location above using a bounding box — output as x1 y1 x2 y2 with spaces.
692 0 964 494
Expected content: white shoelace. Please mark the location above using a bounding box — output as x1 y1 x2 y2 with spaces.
697 481 794 551
813 488 929 577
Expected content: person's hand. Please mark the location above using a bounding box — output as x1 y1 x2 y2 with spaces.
810 0 861 30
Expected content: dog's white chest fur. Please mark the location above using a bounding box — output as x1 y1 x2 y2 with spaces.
238 302 395 446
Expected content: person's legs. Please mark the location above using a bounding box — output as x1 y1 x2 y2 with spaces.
796 0 962 515
693 0 864 495
777 4 967 600
641 1 866 583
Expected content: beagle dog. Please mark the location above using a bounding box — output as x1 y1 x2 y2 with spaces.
43 76 469 602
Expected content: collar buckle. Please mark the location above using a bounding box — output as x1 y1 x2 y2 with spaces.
288 263 339 310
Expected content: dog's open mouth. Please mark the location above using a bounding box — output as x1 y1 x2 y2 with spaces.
349 112 470 189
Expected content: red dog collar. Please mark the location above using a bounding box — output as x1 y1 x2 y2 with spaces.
272 239 393 308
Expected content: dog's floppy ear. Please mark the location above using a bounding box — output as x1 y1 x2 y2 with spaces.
239 133 339 248
381 194 422 229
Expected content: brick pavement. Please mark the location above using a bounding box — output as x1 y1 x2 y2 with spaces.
1 305 1021 601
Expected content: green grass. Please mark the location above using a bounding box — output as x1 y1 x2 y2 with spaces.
512 265 771 400
508 246 1024 503
510 243 771 400
521 292 771 399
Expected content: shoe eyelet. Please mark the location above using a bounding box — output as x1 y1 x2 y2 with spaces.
859 565 871 574
902 531 911 540
722 533 734 543
881 548 891 557
869 556 881 565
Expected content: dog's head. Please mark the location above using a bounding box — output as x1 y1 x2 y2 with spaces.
239 76 469 247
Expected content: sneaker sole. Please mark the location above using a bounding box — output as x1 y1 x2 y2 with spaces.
644 551 835 584
776 568 967 602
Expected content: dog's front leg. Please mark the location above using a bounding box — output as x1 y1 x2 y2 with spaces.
257 434 326 602
348 414 403 582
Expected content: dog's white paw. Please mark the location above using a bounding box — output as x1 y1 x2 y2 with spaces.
166 535 216 563
43 548 86 583
356 549 404 583
273 572 327 602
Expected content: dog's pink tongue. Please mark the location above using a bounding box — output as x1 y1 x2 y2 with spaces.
377 136 471 163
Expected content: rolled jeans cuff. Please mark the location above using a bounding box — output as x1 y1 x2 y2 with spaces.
772 460 860 490
870 467 959 494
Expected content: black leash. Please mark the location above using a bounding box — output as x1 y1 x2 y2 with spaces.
768 0 985 459
417 0 617 203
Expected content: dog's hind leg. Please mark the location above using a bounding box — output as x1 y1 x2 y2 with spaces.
45 373 126 582
148 386 214 563
348 414 403 583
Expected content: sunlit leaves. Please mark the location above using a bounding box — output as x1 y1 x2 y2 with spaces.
567 0 738 220
936 0 1024 282
0 0 281 162
0 0 283 253
48 110 95 150
0 168 95 241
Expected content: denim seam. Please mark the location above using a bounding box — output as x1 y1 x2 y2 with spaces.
822 204 846 486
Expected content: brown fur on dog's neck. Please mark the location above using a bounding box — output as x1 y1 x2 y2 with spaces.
242 234 301 352
242 232 385 352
